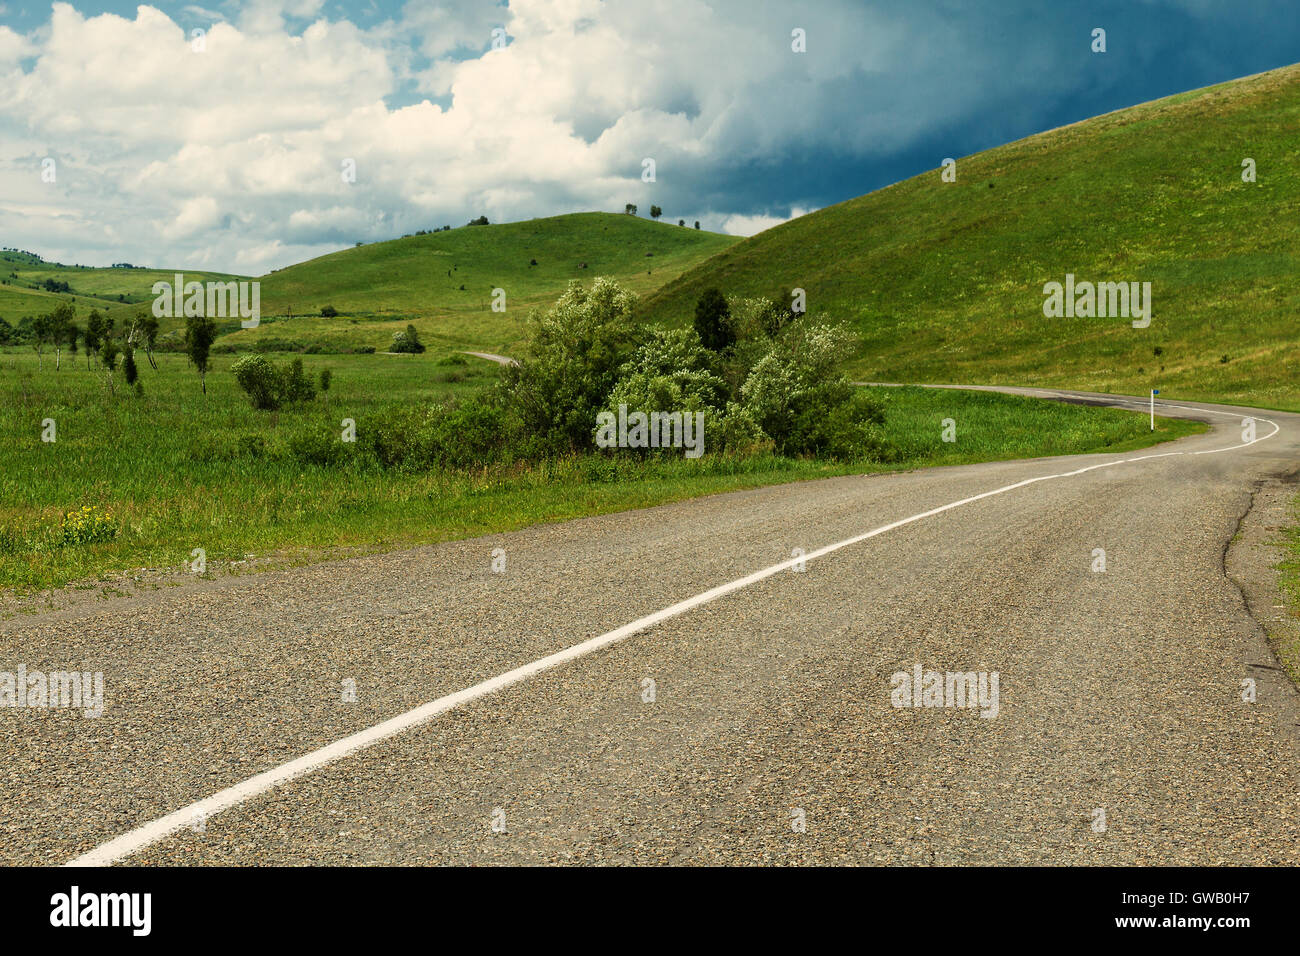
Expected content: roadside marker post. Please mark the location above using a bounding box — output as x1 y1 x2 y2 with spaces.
1150 389 1159 430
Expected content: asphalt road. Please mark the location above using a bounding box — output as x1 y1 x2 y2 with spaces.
3 388 1299 866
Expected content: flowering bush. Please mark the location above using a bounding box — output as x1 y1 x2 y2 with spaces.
60 505 118 546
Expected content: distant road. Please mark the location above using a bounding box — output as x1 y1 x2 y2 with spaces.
461 351 518 366
3 388 1299 866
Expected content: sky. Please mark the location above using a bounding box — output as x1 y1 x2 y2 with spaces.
0 0 1297 275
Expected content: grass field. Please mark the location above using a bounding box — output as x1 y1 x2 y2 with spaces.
638 63 1300 411
0 350 1203 597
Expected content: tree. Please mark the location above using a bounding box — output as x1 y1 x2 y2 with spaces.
320 305 338 317
30 312 52 369
694 221 701 230
649 205 662 221
502 277 640 453
693 288 734 353
678 219 685 227
185 314 217 393
131 314 160 370
84 310 107 369
624 203 637 216
123 346 139 386
100 333 120 395
49 302 75 370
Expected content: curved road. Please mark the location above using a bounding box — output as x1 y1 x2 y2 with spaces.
3 388 1299 865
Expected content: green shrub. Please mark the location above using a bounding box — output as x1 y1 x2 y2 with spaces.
390 324 426 353
740 321 886 459
358 404 437 469
502 277 640 453
288 429 349 467
427 400 510 468
237 434 268 459
714 402 773 456
231 354 282 410
231 354 316 410
355 398 512 471
282 357 316 403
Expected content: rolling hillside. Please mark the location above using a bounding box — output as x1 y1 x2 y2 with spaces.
0 249 246 328
639 63 1300 410
204 212 740 354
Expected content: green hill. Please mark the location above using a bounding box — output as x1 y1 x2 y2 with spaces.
639 63 1300 411
206 212 740 354
0 249 246 329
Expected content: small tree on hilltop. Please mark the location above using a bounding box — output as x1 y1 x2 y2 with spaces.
185 314 217 394
650 205 662 221
625 203 637 216
693 288 734 353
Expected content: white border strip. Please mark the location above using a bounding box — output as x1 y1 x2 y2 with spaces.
65 403 1280 866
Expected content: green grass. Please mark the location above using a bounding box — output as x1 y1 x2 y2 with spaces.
1273 505 1300 686
164 212 740 355
0 352 1202 595
638 62 1300 411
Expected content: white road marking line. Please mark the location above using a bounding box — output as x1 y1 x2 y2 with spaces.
65 401 1281 867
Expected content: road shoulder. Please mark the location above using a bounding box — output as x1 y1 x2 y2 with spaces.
1224 470 1300 704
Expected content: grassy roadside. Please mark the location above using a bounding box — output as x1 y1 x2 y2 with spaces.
1271 502 1300 686
0 348 1204 597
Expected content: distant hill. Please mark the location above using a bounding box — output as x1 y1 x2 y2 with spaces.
207 212 740 354
638 63 1300 411
0 249 245 327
